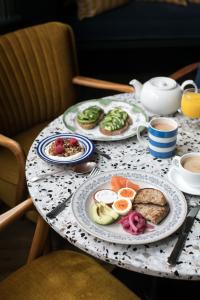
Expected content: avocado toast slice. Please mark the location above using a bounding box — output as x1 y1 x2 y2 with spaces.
77 106 104 129
99 107 132 135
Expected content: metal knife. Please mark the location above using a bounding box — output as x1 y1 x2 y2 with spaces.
46 194 72 219
94 148 111 160
168 205 200 265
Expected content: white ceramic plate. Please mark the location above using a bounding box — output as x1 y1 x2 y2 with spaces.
168 167 200 196
37 133 94 164
63 98 147 141
71 170 187 245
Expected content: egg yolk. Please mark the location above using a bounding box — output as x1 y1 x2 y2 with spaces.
118 188 136 199
114 199 129 210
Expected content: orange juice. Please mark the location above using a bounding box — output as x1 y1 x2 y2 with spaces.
181 91 200 118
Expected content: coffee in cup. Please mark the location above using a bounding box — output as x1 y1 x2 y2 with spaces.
152 122 175 132
182 156 200 173
137 117 178 158
172 152 200 187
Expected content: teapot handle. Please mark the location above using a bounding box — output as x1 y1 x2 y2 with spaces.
181 80 198 92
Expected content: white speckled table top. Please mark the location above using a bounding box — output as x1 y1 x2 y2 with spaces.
26 93 200 280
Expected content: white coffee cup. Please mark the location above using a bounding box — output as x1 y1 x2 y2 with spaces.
172 152 200 187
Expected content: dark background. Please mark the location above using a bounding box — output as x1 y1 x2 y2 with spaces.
1 0 199 88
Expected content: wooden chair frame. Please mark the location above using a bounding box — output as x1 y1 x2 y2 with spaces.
0 134 26 206
170 62 200 81
0 197 49 263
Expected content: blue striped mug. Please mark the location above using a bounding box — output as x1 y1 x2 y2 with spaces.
137 117 178 158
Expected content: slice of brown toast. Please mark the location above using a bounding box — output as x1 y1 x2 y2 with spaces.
77 112 104 130
133 203 169 224
99 116 132 136
134 188 167 206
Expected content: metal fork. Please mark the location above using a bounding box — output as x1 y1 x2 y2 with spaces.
46 166 100 219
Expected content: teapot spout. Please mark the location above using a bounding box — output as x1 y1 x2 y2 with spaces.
129 79 143 100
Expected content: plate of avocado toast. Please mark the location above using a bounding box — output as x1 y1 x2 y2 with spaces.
63 98 147 141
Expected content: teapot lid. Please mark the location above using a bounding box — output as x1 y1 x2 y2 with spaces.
150 77 177 90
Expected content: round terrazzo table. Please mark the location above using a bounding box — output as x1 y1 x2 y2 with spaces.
26 93 200 280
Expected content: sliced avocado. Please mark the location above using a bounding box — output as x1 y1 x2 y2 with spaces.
77 106 103 123
100 108 128 131
102 203 119 220
91 203 119 225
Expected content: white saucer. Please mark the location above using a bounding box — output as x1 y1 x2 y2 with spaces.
167 167 200 196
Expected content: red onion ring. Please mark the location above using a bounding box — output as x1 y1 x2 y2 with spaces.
118 211 153 235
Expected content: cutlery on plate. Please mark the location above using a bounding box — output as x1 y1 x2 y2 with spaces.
168 205 200 265
46 166 100 219
94 148 111 160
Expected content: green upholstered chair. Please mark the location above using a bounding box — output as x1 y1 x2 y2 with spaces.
0 22 133 221
0 198 140 300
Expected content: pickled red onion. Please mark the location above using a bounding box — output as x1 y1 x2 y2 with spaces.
118 211 153 235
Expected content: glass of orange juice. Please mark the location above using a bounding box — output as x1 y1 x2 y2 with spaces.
181 88 200 118
180 88 200 132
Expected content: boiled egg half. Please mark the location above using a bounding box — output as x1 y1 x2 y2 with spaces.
112 198 132 215
117 187 136 201
94 189 118 205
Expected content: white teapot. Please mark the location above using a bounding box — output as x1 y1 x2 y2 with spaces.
129 77 197 115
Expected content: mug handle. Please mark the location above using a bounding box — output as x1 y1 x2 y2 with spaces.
172 155 181 168
181 80 198 92
136 122 149 148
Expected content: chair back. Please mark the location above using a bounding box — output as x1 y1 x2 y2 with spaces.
0 22 78 136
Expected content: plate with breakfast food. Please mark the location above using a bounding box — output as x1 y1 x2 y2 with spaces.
37 133 94 164
62 98 147 141
71 170 187 244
